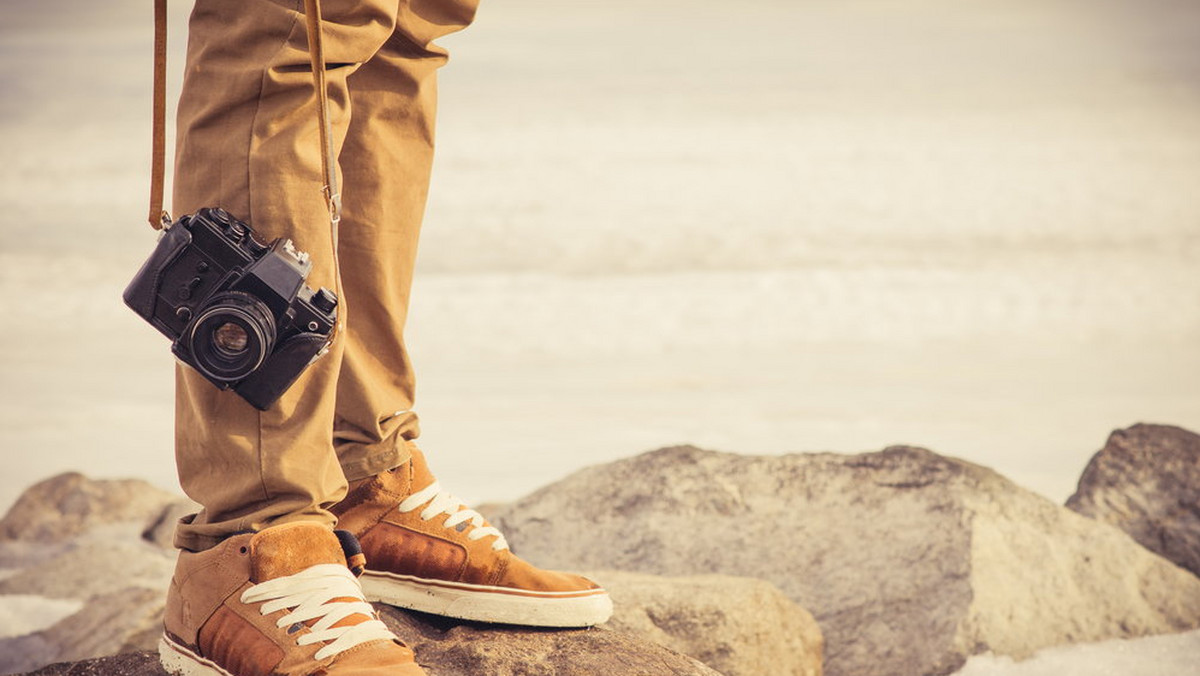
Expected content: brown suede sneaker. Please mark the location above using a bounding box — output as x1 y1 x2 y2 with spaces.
332 446 612 627
159 521 424 676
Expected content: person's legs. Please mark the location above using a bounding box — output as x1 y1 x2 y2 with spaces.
171 0 401 552
171 0 610 635
163 1 440 673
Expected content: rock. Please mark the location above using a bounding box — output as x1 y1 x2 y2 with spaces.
0 473 177 543
380 606 722 675
140 498 200 550
21 651 164 676
591 570 823 676
0 539 174 600
0 476 181 674
472 501 508 524
0 557 740 675
1066 423 1200 578
16 606 723 676
0 472 729 676
490 445 1200 676
0 588 165 675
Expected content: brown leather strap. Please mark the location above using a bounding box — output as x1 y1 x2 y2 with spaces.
301 0 345 347
148 0 168 229
147 0 342 231
303 0 342 228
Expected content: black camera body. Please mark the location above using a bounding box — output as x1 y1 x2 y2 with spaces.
124 207 338 410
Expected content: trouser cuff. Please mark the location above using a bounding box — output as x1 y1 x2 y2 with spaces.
171 510 338 552
337 437 413 483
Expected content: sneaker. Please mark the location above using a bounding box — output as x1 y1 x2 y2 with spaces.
159 521 424 676
332 446 613 627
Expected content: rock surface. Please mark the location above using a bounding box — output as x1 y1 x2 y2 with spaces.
0 475 179 675
1066 423 1200 578
1 561 749 675
4 588 165 675
22 651 163 676
383 607 722 675
590 570 823 676
19 604 722 676
0 474 737 675
139 498 200 551
491 445 1200 676
0 474 177 543
0 538 175 600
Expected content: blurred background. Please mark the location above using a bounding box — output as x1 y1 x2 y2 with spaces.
1 0 1198 512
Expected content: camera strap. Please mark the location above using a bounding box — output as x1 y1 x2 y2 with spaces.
148 0 342 232
302 0 343 232
148 0 168 229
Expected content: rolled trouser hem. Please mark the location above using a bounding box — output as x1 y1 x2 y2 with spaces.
172 510 338 552
338 438 412 483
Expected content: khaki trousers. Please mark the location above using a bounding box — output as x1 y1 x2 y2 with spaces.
171 0 477 551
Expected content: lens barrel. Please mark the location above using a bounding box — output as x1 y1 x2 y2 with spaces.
186 292 276 383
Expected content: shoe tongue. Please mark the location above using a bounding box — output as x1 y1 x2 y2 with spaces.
249 522 346 583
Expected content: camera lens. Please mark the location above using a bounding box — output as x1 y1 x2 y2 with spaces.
213 322 249 355
186 292 275 384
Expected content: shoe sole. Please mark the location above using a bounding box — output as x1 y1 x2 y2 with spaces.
361 570 613 627
158 634 234 676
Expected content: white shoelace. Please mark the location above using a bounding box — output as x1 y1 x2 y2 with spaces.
397 481 509 551
241 564 397 661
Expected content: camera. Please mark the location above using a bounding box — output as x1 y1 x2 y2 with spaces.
124 207 338 410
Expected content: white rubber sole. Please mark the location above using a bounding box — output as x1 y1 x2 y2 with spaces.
158 635 234 676
361 570 613 627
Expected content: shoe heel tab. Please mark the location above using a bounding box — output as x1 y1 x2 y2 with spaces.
335 529 367 576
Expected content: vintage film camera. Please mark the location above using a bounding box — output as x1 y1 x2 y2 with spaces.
124 207 338 410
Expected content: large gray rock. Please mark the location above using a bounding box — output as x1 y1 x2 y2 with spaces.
0 476 181 674
2 562 806 676
491 445 1200 676
22 651 163 676
2 560 763 676
0 473 177 543
383 606 722 675
18 605 722 676
1 588 165 675
591 570 823 676
0 476 180 674
1066 423 1200 578
139 498 200 551
0 538 175 600
0 539 174 673
0 473 724 675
